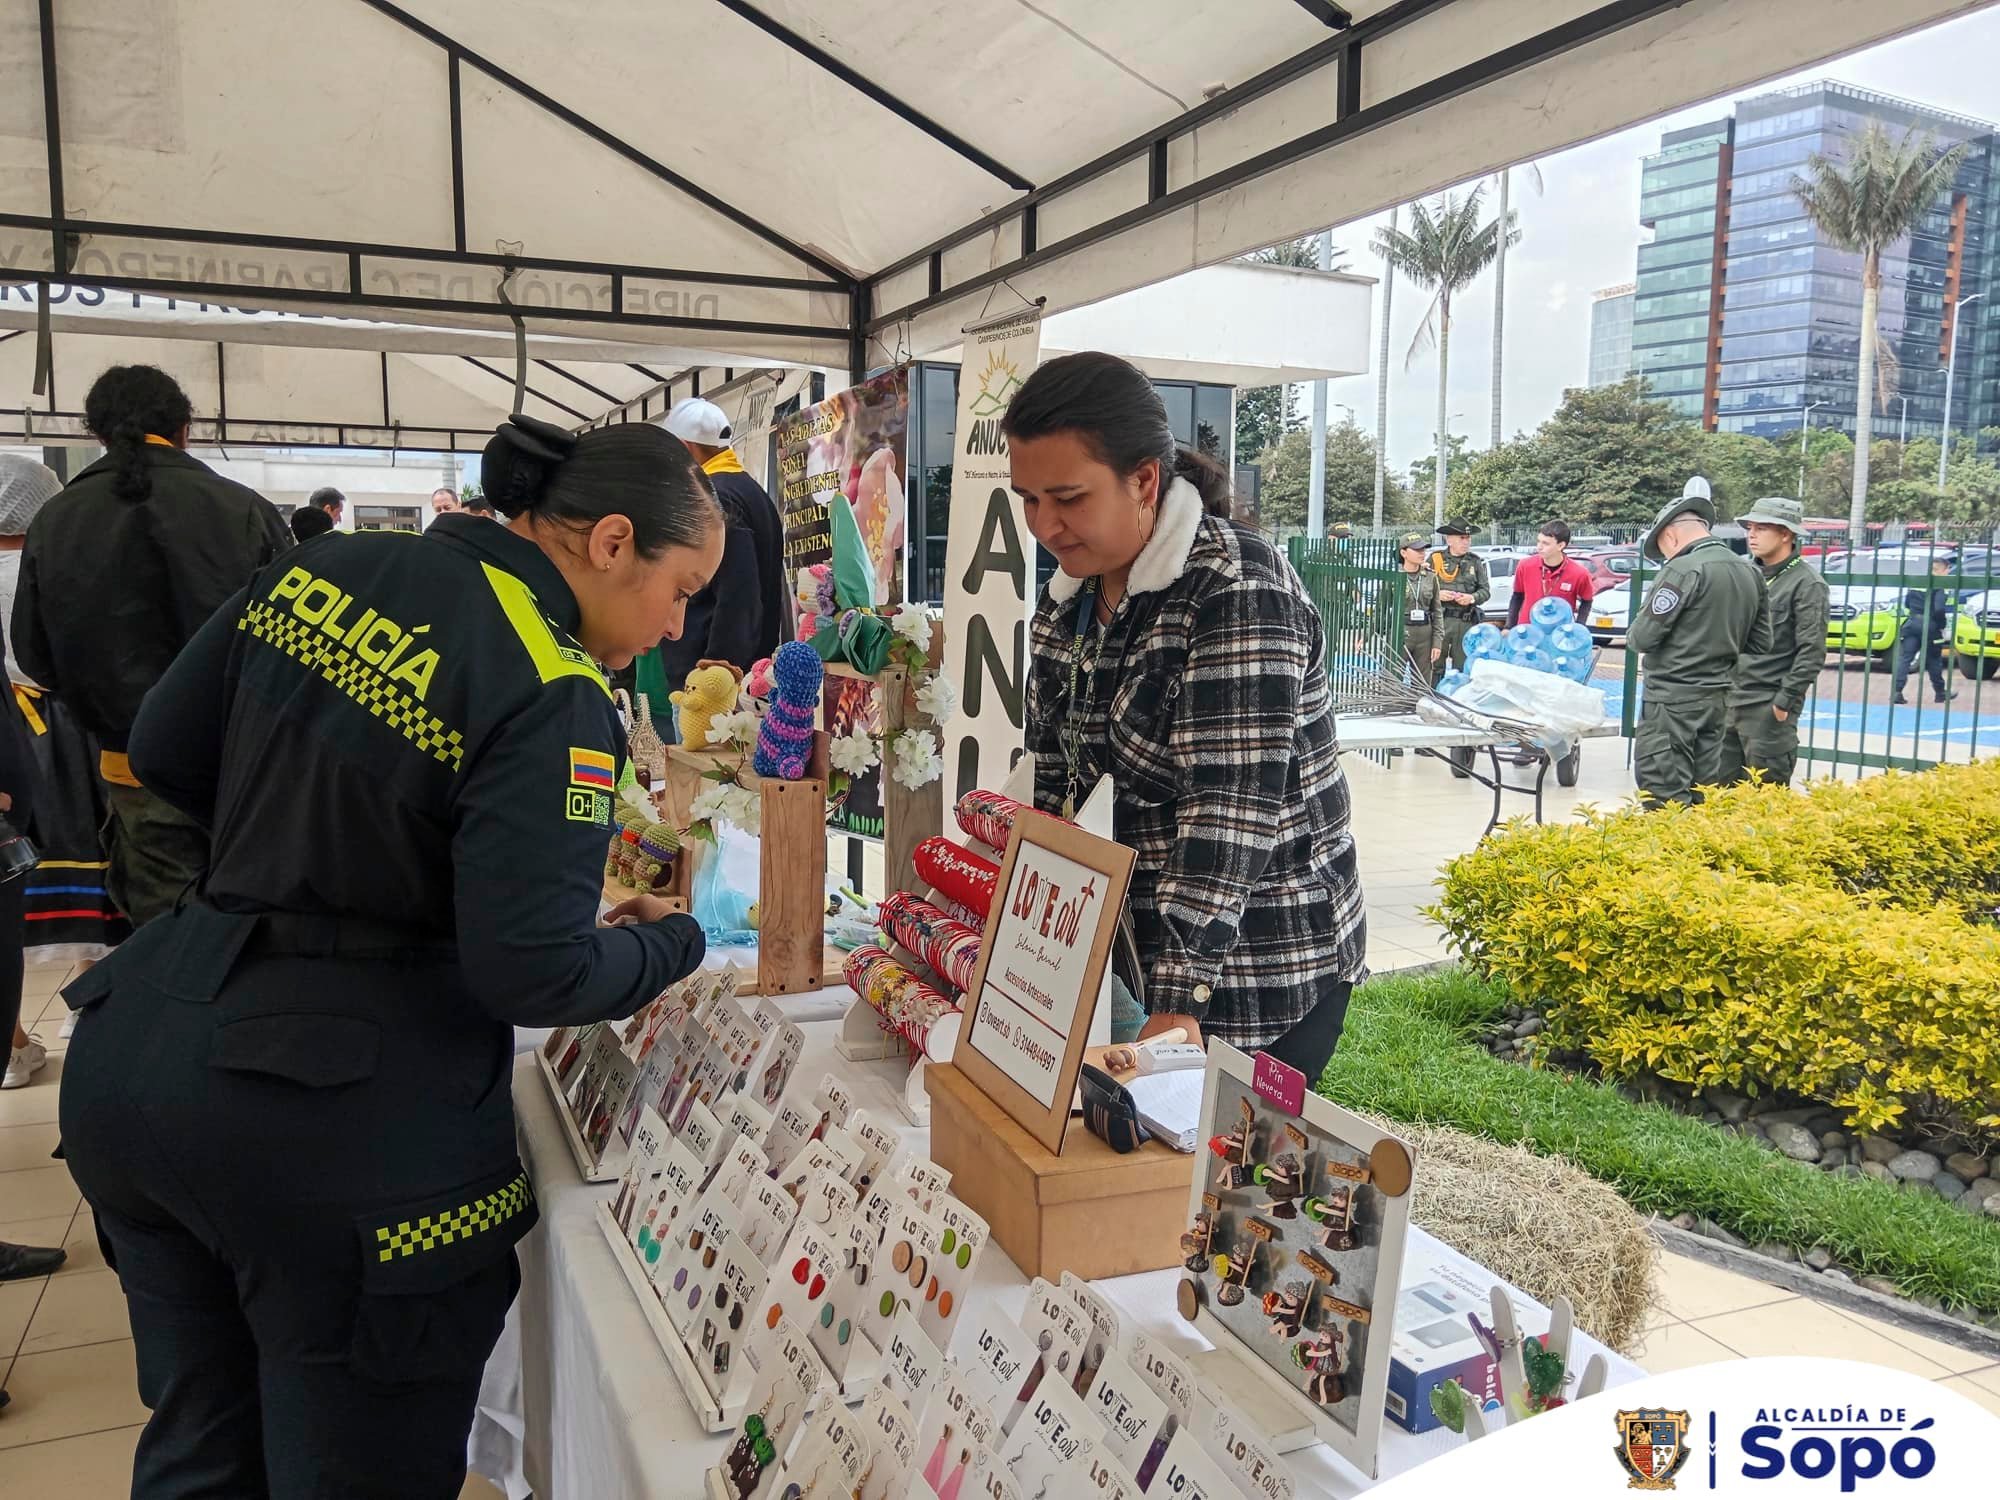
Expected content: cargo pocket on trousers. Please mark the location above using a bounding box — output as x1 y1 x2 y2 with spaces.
349 1165 535 1386
210 1013 381 1088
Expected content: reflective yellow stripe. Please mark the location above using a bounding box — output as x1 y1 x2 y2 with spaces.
36 860 109 870
480 563 609 698
12 685 46 737
373 1173 533 1262
99 750 141 787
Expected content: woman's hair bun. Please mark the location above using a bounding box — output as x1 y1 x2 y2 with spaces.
482 414 579 518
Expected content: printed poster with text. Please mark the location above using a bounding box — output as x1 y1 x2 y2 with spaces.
775 368 909 838
968 839 1110 1107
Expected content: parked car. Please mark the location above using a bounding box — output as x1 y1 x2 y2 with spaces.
1575 547 1642 597
1953 590 2000 679
1585 586 1632 645
1817 547 1992 661
1471 546 1529 623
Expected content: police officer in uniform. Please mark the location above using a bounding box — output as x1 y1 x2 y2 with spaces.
59 416 722 1496
1381 531 1443 685
1722 496 1829 786
1628 488 1769 807
1429 519 1490 671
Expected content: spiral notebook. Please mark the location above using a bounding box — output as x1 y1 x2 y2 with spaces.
1125 1069 1203 1153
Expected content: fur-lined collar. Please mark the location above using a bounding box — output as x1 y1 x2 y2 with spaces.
1048 476 1204 603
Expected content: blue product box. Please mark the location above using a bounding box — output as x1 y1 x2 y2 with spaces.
1382 1240 1548 1434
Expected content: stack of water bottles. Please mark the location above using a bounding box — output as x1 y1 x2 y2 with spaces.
1436 594 1596 698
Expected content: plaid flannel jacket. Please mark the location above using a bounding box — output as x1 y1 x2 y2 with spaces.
1025 492 1367 1048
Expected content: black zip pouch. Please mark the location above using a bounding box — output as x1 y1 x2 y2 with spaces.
1079 1063 1146 1154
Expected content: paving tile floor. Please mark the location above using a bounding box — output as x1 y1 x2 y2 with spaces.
5 750 1997 1485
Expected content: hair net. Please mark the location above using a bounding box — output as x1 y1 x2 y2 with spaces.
0 453 62 536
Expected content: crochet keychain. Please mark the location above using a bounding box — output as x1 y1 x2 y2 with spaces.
753 642 823 780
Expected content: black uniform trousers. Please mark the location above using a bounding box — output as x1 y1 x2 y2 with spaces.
60 906 531 1499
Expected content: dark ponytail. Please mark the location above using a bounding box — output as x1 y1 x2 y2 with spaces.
1001 351 1233 518
83 365 193 504
480 415 722 557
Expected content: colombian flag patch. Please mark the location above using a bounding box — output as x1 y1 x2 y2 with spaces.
569 747 616 788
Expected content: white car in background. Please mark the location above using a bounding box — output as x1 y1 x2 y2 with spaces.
1471 546 1530 623
1585 588 1632 644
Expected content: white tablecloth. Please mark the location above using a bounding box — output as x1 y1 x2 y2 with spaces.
473 998 1645 1499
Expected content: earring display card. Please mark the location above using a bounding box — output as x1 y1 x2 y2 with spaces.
849 1111 902 1192
1176 1042 1414 1476
963 1447 1022 1500
726 1094 775 1150
633 1137 708 1277
1081 1351 1170 1475
1014 1279 1090 1418
1057 1273 1119 1397
550 1021 606 1090
581 1047 640 1168
711 992 765 1076
676 1042 737 1129
784 1139 859 1207
898 1158 952 1213
954 1307 1037 1428
858 1386 920 1500
741 1176 803 1266
861 1198 942 1354
813 1072 857 1132
709 1316 829 1500
994 1370 1099 1498
772 1402 871 1500
1079 1451 1144 1500
766 1097 818 1175
1193 1393 1295 1500
698 1231 768 1405
707 1136 770 1208
918 1200 988 1351
911 1367 1001 1500
879 1308 944 1413
763 1218 847 1350
1144 1429 1237 1500
1126 1334 1197 1430
620 1041 680 1149
750 1023 805 1111
661 1197 744 1336
612 1105 674 1239
682 1098 731 1172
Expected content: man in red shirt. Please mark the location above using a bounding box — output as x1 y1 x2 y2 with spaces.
1507 519 1596 626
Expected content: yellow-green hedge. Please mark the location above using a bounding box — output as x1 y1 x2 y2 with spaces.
1432 766 2000 1136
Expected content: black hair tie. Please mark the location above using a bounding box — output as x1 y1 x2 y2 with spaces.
493 414 577 511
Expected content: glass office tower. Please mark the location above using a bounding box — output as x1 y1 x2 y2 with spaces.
1631 83 1996 452
1588 284 1636 387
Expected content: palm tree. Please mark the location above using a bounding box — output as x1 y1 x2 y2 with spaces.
1792 122 1968 544
1374 206 1396 530
1374 186 1519 526
1488 165 1543 448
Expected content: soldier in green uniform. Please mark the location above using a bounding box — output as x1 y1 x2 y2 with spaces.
1722 496 1829 787
1628 488 1770 807
1429 519 1490 671
1379 531 1443 685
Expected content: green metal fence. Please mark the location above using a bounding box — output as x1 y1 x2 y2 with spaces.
1289 536 1409 694
1614 527 2000 778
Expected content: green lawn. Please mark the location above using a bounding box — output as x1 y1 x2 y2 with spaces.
1320 968 2000 1317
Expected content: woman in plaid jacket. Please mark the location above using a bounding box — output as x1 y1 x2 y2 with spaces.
1011 353 1367 1080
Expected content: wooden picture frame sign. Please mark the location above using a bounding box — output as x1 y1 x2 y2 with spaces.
953 813 1135 1155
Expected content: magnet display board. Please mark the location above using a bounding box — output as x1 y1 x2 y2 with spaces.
953 814 1134 1155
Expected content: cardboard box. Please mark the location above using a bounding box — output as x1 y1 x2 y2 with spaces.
924 1062 1195 1281
1383 1236 1550 1433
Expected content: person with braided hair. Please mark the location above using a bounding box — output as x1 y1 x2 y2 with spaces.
12 365 290 926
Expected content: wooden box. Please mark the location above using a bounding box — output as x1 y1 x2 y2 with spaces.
925 1061 1195 1282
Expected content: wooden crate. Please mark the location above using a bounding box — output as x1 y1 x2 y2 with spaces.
925 1061 1195 1282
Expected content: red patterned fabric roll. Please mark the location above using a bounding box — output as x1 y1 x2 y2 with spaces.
880 892 982 993
954 789 1030 853
913 837 999 918
932 895 984 930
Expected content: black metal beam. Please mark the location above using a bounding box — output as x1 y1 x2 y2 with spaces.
381 352 391 427
0 407 487 452
354 0 849 282
1292 0 1354 26
868 0 1458 288
872 0 1684 333
534 359 623 405
448 52 467 254
458 356 589 423
708 0 1030 191
849 281 872 384
627 363 672 383
216 342 227 427
0 213 839 296
37 0 65 273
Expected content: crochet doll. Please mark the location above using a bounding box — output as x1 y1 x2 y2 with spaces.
671 663 740 750
752 641 822 780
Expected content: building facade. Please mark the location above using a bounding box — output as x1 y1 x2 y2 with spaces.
1588 284 1636 387
1630 82 1996 452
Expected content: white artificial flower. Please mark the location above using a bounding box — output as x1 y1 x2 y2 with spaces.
722 784 762 836
706 709 760 748
890 604 934 653
689 786 732 824
913 671 958 726
829 728 881 776
889 729 943 791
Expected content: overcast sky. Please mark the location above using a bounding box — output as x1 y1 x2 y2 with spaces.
1317 6 2000 473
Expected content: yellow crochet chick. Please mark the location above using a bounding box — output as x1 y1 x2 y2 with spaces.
671 664 740 750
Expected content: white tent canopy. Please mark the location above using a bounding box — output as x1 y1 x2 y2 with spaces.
1 0 1990 399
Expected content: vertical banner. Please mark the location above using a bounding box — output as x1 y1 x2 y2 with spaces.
941 310 1043 803
774 368 911 837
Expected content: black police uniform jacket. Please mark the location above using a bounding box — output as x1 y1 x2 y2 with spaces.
69 515 704 1306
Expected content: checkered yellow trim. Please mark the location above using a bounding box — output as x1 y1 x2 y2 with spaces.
238 601 465 770
373 1174 532 1263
